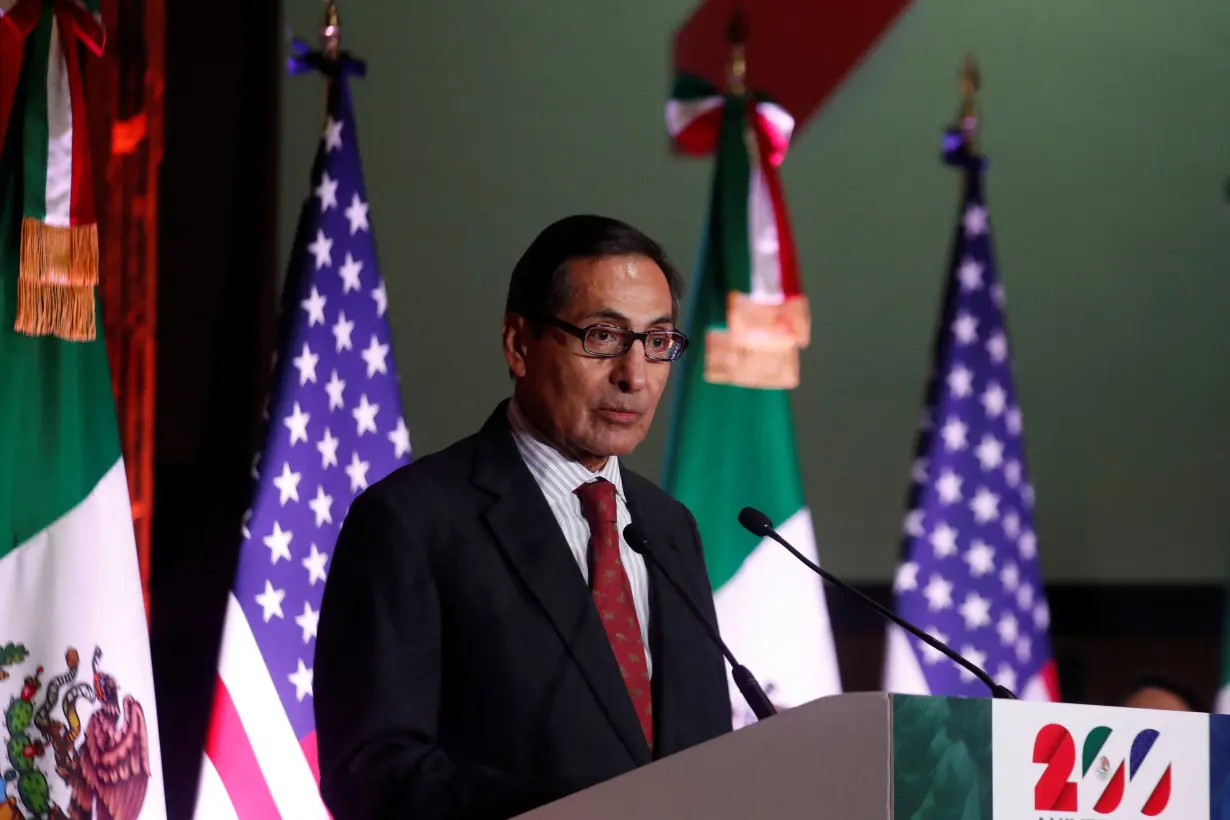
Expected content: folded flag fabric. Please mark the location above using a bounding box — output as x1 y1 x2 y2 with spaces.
2 0 106 342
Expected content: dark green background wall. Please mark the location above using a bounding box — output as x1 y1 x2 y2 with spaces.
277 0 1230 583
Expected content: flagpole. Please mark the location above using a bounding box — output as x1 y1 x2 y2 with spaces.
727 6 747 97
954 53 981 206
322 0 341 62
957 53 979 153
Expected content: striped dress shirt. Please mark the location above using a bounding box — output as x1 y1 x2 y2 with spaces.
506 398 653 676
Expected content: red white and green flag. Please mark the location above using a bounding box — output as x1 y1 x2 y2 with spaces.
1 0 105 342
0 4 166 818
661 62 842 728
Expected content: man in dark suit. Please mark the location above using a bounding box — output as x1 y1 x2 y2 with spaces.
315 214 734 820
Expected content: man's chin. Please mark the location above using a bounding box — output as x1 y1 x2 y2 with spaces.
594 430 648 459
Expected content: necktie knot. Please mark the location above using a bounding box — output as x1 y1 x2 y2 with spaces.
574 478 618 526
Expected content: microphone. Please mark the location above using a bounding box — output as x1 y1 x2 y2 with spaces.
737 507 1017 700
622 523 777 721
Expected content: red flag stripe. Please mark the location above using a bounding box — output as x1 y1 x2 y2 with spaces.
751 115 801 297
205 677 281 820
48 5 96 227
300 730 323 788
668 104 724 156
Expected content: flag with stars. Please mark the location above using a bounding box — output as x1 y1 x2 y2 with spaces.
193 46 410 820
881 125 1060 703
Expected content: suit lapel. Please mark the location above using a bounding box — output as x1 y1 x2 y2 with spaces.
472 403 652 766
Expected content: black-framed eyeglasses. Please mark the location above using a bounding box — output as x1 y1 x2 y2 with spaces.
546 317 689 362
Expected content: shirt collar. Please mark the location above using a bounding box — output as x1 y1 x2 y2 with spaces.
506 397 625 503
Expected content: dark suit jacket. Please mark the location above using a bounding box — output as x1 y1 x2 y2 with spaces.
314 401 733 820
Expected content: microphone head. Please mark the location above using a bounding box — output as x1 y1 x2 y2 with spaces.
738 507 774 536
622 523 650 555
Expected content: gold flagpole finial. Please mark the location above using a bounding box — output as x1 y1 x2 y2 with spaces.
727 6 748 97
958 53 980 149
322 1 341 61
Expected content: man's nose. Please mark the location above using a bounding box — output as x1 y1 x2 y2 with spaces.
612 344 648 393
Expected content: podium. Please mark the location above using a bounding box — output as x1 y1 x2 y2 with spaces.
516 692 1230 818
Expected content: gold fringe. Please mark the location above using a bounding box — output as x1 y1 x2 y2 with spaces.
702 292 811 390
726 292 811 349
14 218 98 341
14 278 96 341
704 327 800 390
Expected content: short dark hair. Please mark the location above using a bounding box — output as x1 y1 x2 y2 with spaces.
505 214 684 327
1118 674 1204 712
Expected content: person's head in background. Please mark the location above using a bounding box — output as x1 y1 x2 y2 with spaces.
1118 675 1203 712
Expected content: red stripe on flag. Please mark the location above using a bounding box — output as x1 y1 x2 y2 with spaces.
671 106 724 156
54 5 96 225
300 730 321 784
1039 659 1062 702
751 117 802 296
206 676 281 820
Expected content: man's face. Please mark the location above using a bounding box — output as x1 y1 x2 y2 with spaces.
504 254 676 470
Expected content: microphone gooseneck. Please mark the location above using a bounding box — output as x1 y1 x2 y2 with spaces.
737 506 1017 700
623 523 777 720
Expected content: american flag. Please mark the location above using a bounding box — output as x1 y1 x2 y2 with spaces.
882 128 1060 703
193 49 411 819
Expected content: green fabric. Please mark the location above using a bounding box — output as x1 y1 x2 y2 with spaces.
892 695 993 820
17 5 52 220
670 72 718 101
661 93 805 590
713 98 752 295
0 16 121 557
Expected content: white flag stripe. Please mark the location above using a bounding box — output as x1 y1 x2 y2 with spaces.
715 508 842 723
1018 671 1053 702
755 101 795 145
43 15 74 227
884 624 931 694
747 166 786 302
193 757 242 820
214 593 330 820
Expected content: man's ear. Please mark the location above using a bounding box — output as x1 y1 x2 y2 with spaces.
503 313 530 378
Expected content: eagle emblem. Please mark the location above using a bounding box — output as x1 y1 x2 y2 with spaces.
1 644 150 820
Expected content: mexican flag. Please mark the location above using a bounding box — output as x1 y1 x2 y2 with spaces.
661 69 842 728
0 4 166 819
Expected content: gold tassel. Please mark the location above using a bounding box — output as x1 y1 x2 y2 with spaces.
703 291 811 390
13 217 98 341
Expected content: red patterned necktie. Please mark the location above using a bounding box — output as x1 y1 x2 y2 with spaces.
574 478 653 750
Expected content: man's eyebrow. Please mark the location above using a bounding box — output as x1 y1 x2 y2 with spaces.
589 308 629 323
586 308 674 327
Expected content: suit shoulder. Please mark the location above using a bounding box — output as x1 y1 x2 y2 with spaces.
621 467 692 521
357 429 480 508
